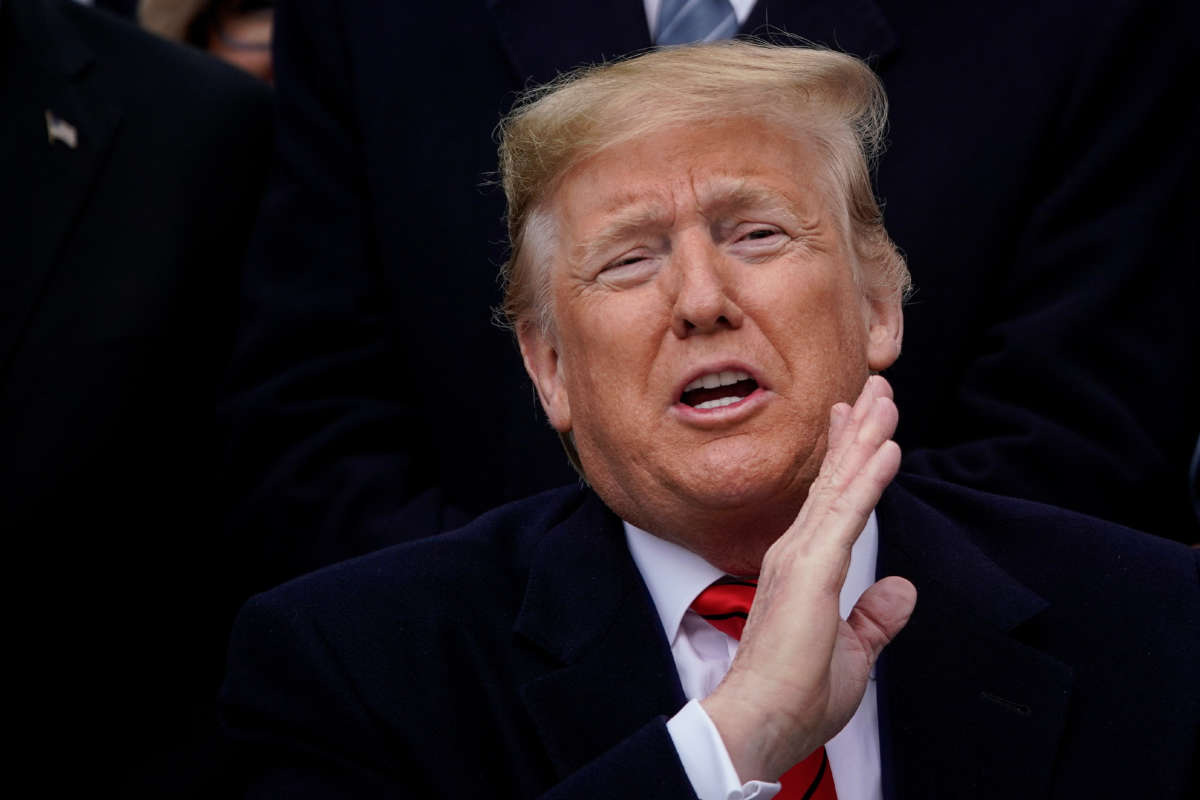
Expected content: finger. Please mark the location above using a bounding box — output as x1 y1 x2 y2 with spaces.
854 396 899 451
846 576 917 663
805 437 900 567
786 384 899 544
869 374 894 399
823 377 893 475
780 437 899 578
848 375 893 427
820 395 899 499
827 402 852 451
865 438 902 485
835 438 901 523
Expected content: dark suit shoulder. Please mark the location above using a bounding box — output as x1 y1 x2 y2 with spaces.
881 475 1198 799
222 484 602 792
892 471 1197 572
242 483 592 633
887 472 1199 646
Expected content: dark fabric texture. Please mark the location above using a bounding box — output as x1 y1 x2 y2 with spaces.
220 475 1200 798
0 0 272 793
219 0 1200 594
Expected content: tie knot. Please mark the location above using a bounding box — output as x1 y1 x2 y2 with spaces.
690 577 756 640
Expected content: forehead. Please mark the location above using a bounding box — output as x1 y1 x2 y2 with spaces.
549 117 836 239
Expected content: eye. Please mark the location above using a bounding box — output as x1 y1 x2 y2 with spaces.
726 223 789 262
596 250 658 287
739 226 783 242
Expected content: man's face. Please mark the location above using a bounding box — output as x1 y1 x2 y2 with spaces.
520 117 902 567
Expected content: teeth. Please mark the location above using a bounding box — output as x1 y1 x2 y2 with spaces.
683 369 751 393
695 395 743 410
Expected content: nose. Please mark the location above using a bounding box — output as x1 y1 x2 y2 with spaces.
669 234 743 338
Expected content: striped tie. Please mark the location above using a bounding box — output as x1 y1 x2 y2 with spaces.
655 0 739 45
691 578 839 800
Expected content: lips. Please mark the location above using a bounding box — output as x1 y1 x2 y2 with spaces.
678 367 762 410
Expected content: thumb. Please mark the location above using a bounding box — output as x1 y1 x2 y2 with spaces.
846 576 917 664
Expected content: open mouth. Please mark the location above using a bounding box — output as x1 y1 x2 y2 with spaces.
680 369 760 410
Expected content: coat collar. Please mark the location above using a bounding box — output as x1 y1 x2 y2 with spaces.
2 0 121 371
876 478 1073 800
514 489 687 779
485 0 898 90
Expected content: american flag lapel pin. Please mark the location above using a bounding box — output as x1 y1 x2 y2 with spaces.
45 110 78 149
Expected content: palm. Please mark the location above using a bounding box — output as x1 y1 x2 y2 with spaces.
702 377 917 782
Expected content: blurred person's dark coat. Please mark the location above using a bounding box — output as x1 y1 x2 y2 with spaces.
222 0 1199 590
0 0 271 792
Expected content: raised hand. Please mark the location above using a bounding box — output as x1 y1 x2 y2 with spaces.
701 375 917 782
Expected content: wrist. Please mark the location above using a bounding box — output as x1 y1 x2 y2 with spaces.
701 686 820 783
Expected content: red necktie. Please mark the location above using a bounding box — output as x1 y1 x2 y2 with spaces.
691 578 839 800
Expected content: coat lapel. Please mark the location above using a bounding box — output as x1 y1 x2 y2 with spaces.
876 481 1073 800
3 0 121 369
514 491 686 779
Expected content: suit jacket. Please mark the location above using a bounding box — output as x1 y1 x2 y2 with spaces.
0 0 272 792
221 475 1199 799
218 0 1200 592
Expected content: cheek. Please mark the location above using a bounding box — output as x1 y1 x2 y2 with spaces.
556 296 667 423
749 269 870 394
559 281 667 367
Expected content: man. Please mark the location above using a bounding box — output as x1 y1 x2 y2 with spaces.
219 0 1199 591
0 0 271 792
139 0 275 83
221 44 1198 798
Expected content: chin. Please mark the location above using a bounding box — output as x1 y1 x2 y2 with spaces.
579 428 820 563
675 440 812 512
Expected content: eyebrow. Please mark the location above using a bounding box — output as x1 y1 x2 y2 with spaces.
569 177 811 269
699 177 822 237
699 179 794 217
570 200 674 269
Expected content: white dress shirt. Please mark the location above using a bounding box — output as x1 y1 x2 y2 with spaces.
624 513 883 800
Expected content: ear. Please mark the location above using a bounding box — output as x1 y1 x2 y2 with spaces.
517 322 572 433
864 291 904 371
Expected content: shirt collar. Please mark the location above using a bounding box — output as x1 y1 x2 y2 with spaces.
624 511 880 643
624 522 724 645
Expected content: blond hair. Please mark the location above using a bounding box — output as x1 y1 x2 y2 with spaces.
496 40 910 335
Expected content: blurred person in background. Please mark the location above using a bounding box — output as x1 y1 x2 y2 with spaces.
140 0 273 82
0 0 271 792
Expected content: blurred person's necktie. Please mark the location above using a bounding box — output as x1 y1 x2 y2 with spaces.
655 0 738 45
